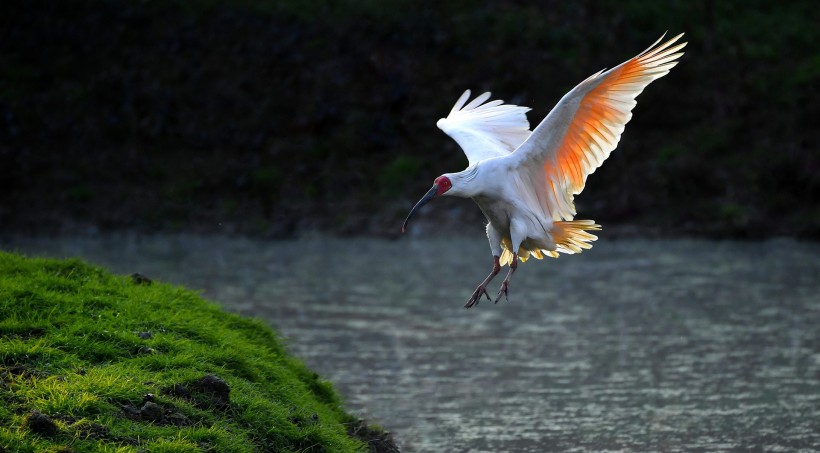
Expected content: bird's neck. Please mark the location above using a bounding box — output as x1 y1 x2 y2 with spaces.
446 166 482 198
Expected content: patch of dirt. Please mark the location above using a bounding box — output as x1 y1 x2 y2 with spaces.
129 273 153 285
119 400 192 427
162 382 192 399
162 374 231 410
54 415 112 440
0 365 49 381
52 413 138 446
25 410 58 436
0 328 46 341
348 419 401 453
73 421 111 440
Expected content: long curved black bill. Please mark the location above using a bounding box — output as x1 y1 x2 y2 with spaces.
402 184 438 233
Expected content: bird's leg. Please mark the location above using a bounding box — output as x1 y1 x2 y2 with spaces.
495 253 518 303
465 256 501 309
496 218 525 304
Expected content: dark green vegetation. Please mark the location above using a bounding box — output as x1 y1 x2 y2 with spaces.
0 251 396 452
0 0 817 238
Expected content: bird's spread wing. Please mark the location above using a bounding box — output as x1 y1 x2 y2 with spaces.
437 90 532 166
509 33 686 221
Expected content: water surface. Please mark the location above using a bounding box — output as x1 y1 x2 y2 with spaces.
4 234 820 452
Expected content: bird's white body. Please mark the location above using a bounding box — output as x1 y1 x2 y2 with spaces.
403 34 686 307
446 160 557 257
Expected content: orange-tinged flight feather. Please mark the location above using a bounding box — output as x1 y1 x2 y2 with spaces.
505 33 686 224
545 33 686 197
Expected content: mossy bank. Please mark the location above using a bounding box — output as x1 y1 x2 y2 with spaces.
0 251 397 452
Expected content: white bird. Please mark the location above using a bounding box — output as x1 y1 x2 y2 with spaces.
402 33 686 308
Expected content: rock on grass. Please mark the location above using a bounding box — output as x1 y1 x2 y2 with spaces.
24 410 57 436
197 374 231 408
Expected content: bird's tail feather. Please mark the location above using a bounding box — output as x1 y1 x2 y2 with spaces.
549 220 601 256
499 220 601 266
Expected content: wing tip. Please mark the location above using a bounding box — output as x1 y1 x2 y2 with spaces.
450 90 470 114
639 32 687 60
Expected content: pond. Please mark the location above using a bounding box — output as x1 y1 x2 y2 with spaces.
4 234 820 452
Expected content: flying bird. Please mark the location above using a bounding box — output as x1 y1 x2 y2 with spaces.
402 33 686 308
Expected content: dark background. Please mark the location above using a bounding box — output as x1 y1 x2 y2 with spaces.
1 0 817 239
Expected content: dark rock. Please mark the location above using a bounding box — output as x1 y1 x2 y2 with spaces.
139 401 163 421
120 404 140 420
163 383 191 399
165 411 191 426
348 419 400 453
25 410 58 436
129 273 152 285
137 331 152 339
197 374 230 407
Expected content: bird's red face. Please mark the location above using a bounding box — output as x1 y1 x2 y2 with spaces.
402 175 452 233
433 175 452 195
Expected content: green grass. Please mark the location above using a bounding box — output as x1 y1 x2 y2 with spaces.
0 251 388 452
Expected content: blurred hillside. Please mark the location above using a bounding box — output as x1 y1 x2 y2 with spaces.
1 0 817 238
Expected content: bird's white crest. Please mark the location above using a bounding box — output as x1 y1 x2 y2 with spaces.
436 90 532 166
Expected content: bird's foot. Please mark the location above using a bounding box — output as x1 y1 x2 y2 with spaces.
465 285 491 309
494 281 509 303
494 254 516 304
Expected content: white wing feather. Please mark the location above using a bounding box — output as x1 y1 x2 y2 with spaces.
436 90 532 166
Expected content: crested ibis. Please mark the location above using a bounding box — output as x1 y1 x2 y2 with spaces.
402 33 686 308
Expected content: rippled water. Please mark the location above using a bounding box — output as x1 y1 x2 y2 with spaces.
4 234 820 452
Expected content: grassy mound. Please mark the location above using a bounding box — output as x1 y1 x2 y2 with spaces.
0 251 396 452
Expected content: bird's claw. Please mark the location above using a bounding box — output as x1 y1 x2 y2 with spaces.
494 281 509 304
465 286 491 309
